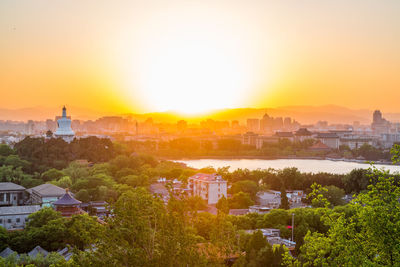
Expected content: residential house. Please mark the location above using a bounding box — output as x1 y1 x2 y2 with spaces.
0 183 26 206
27 184 66 207
0 205 41 230
188 173 227 205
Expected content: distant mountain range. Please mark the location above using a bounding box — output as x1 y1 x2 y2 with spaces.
1 105 400 125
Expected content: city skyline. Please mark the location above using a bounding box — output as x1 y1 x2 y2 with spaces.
1 0 400 115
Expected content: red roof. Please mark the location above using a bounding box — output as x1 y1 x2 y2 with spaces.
190 173 225 182
309 142 331 150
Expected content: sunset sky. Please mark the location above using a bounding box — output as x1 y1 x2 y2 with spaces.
1 0 400 116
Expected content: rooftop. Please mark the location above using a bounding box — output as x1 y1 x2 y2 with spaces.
0 182 25 191
28 246 48 258
309 142 331 150
0 205 41 216
295 128 313 136
316 132 339 138
28 183 66 197
0 247 16 258
53 190 81 206
189 173 226 182
275 132 294 138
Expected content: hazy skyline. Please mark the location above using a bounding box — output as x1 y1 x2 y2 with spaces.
1 0 400 114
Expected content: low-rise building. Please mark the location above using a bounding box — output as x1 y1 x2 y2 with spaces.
0 205 41 230
256 191 281 208
0 182 26 206
248 205 271 214
27 184 66 207
188 173 227 205
316 133 340 149
274 132 295 142
242 132 258 147
53 189 84 217
295 128 313 142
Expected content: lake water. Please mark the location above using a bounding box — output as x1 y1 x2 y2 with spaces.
175 159 400 174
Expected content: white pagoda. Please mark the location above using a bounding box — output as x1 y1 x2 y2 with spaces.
54 106 75 142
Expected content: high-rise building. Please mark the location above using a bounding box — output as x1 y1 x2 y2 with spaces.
247 119 260 132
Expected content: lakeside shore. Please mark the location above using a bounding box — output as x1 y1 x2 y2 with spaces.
161 155 396 166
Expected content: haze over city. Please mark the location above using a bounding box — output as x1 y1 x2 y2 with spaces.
1 1 400 266
1 0 400 117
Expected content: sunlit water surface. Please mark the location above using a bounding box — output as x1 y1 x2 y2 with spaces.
175 159 400 174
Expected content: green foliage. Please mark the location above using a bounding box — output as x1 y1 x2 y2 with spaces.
26 207 62 228
0 144 14 157
300 168 400 266
121 174 149 188
216 195 230 214
66 214 104 250
231 180 258 201
0 226 8 251
391 144 400 163
51 176 72 189
0 251 66 267
307 183 330 208
75 189 91 202
279 186 290 210
343 168 371 193
229 192 254 209
14 136 115 172
41 168 65 182
76 188 206 266
233 231 287 267
323 185 345 206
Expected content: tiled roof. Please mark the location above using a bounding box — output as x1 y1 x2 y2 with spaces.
189 173 225 182
229 209 249 216
53 190 81 206
0 205 41 216
28 184 66 197
0 247 16 258
28 246 48 257
309 142 331 150
275 132 294 138
295 128 312 136
0 182 25 191
316 133 339 138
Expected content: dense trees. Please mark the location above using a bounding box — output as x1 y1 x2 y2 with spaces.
14 136 116 172
279 187 289 210
75 188 207 266
1 139 399 265
4 208 103 253
294 152 400 265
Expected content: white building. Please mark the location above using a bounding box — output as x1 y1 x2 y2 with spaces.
54 106 75 142
316 133 340 149
27 184 66 207
188 173 227 204
0 205 41 230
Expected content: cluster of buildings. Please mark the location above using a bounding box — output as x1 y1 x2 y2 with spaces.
1 108 399 152
241 110 400 151
0 182 106 231
246 228 296 252
151 172 305 217
0 245 73 261
247 114 300 133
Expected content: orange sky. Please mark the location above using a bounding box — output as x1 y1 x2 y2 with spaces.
1 0 400 115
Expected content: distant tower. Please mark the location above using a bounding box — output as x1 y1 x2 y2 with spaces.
54 106 75 142
373 110 383 124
